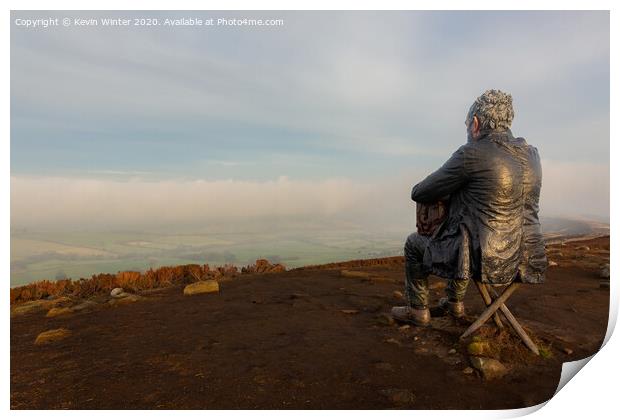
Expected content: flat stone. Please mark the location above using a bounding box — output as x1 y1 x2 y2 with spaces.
71 300 99 312
183 280 220 296
385 338 402 346
11 297 72 317
470 357 508 380
340 309 359 314
35 328 71 345
108 294 142 307
46 307 74 318
11 300 51 317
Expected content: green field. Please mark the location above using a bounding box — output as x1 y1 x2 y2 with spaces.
10 228 405 287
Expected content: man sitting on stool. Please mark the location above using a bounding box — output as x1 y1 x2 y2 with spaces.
392 89 548 327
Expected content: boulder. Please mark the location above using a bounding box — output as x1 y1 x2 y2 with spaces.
110 287 125 298
46 307 74 318
72 300 99 312
35 328 71 345
183 280 220 296
470 357 508 380
11 300 52 317
11 296 72 317
108 294 142 307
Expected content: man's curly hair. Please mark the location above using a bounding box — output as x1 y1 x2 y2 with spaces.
465 89 514 131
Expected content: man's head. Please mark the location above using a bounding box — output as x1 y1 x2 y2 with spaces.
465 89 514 141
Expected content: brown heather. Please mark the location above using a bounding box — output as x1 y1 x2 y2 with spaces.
10 260 285 305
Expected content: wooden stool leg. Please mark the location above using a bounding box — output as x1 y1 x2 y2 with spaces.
487 287 540 355
460 283 520 339
475 282 504 329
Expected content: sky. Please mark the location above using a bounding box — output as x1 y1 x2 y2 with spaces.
10 10 610 232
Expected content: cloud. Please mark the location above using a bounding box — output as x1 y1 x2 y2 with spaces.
10 175 375 229
10 157 609 233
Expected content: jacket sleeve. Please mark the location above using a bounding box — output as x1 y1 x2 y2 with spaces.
411 145 468 203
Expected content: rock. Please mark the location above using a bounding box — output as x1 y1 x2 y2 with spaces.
379 388 416 405
393 290 404 299
35 328 71 345
385 338 402 346
398 325 411 331
183 280 220 296
11 300 52 317
46 307 74 318
340 309 359 314
470 357 508 380
71 300 98 312
467 341 492 356
600 264 610 279
463 367 474 375
108 294 142 307
11 297 72 317
448 348 457 354
576 246 590 251
548 260 558 267
563 347 574 355
110 287 125 298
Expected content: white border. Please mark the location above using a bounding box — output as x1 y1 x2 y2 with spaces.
3 1 616 419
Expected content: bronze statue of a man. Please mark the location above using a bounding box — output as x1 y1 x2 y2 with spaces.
392 89 548 326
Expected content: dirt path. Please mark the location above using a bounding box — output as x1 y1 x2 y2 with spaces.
10 237 610 409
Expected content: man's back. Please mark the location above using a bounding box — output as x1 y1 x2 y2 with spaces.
411 129 528 284
510 137 548 283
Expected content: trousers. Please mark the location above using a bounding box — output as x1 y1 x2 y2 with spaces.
404 232 470 308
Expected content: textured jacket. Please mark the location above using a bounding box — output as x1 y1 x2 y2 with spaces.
411 129 546 284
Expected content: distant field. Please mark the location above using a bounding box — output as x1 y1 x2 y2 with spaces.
10 229 403 287
10 216 608 287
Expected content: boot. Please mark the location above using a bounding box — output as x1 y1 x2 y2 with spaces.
391 306 430 327
438 297 465 318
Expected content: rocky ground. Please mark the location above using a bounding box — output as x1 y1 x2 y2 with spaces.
10 236 610 409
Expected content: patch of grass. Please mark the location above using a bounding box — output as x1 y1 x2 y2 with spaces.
539 344 554 359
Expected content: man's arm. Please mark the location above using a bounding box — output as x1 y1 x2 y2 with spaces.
411 145 468 203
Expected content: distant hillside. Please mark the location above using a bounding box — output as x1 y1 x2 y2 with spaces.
541 216 609 243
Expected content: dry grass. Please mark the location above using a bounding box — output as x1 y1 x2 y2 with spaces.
10 261 274 305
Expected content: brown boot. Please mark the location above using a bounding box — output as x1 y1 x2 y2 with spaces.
438 297 465 318
391 306 430 327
